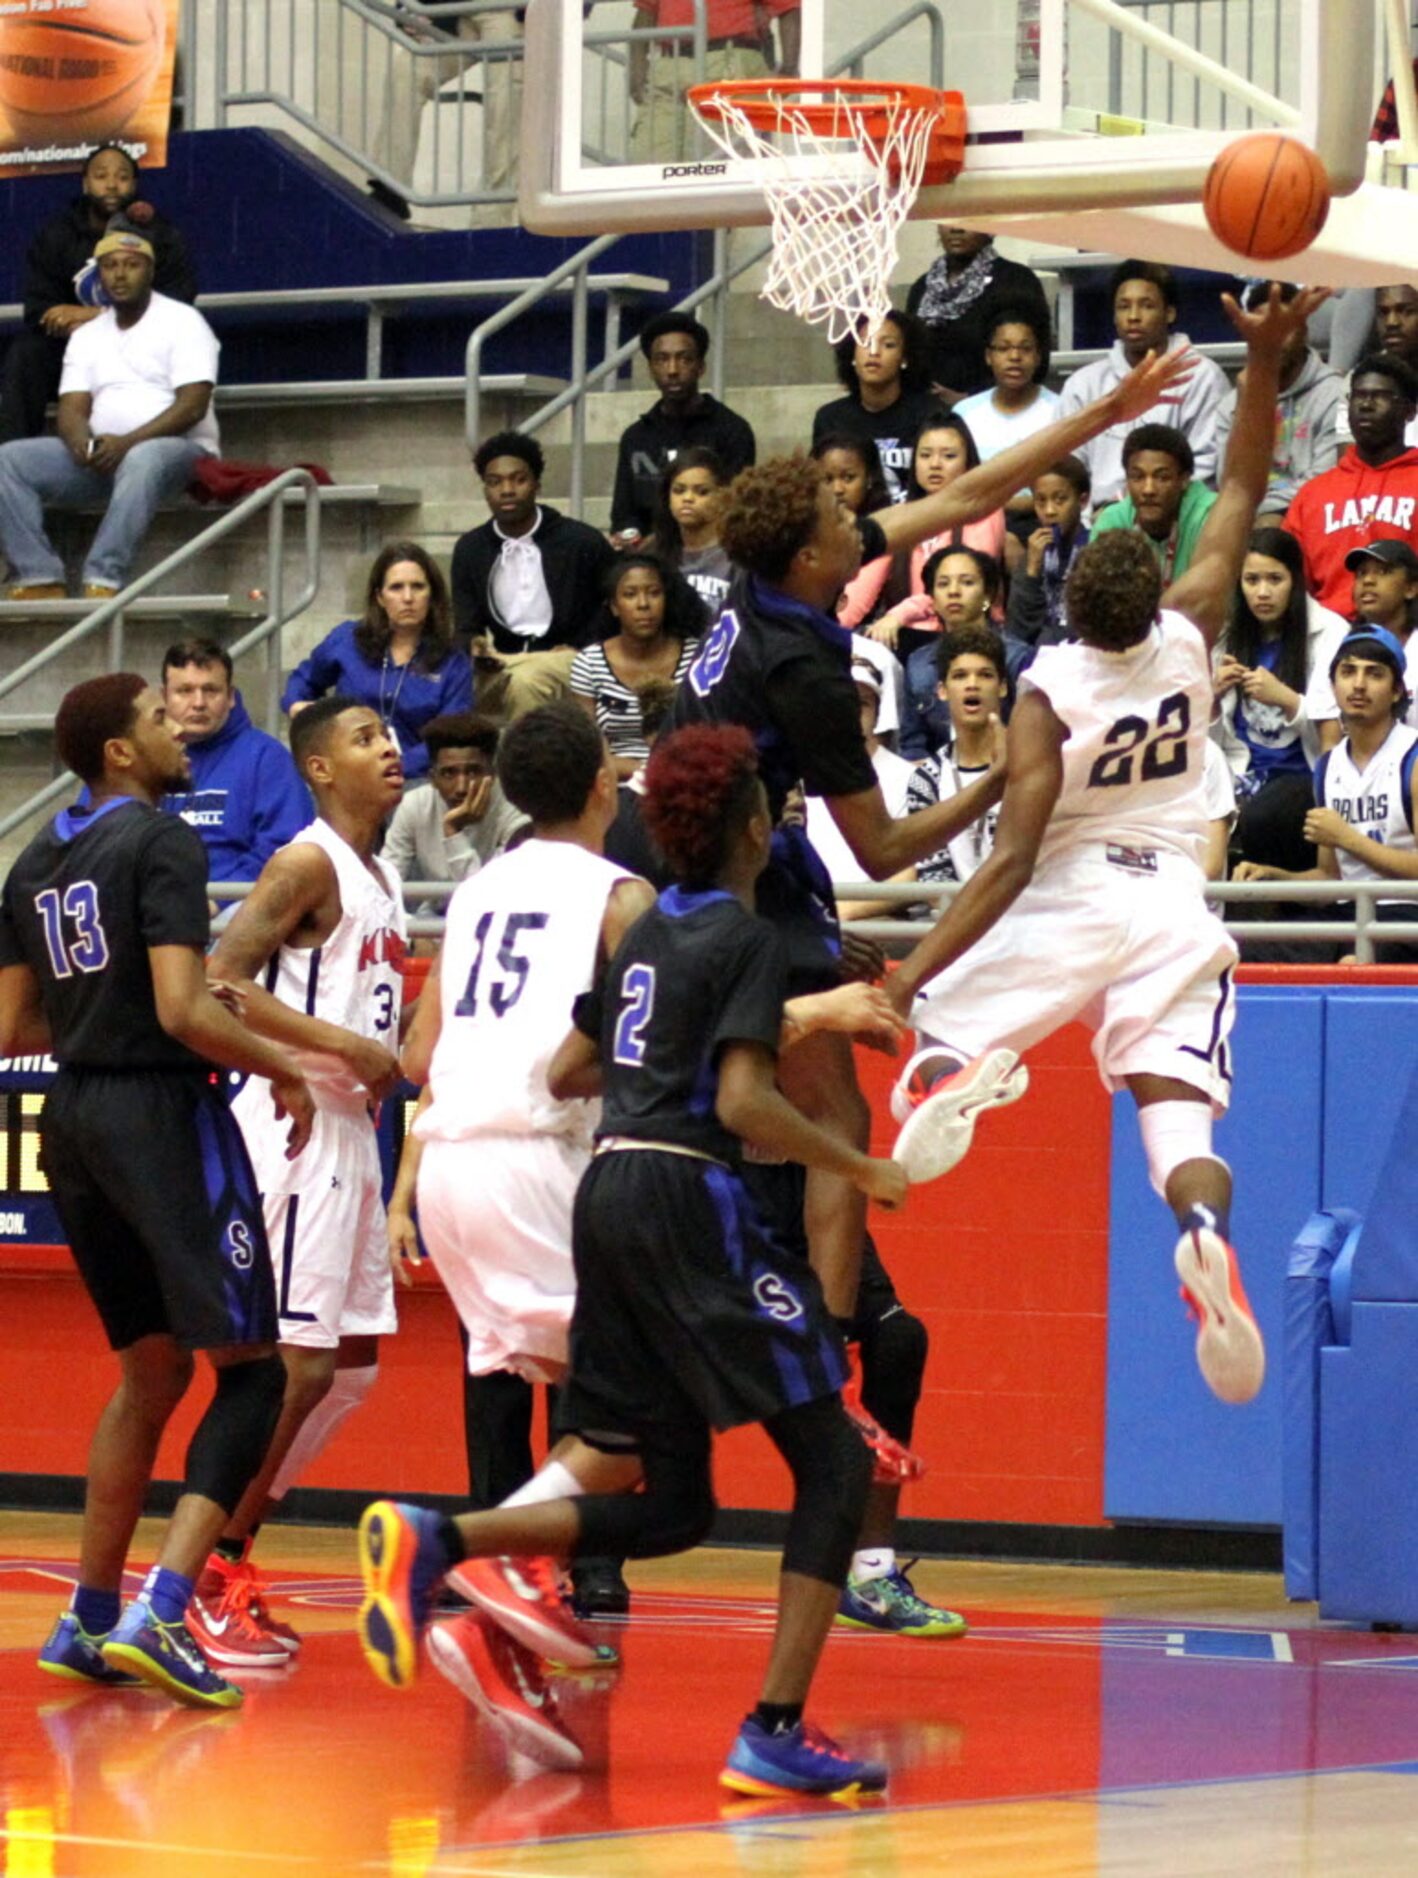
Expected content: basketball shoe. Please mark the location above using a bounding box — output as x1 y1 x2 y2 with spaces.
100 1599 244 1709
721 1717 888 1798
449 1556 602 1669
357 1500 450 1690
427 1613 585 1770
1174 1217 1266 1404
38 1611 141 1686
836 1563 967 1638
841 1350 925 1485
188 1556 292 1668
889 1046 1028 1183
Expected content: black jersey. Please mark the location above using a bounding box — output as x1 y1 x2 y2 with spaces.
573 888 786 1163
0 797 211 1070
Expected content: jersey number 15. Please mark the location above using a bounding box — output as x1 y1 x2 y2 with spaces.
454 910 548 1018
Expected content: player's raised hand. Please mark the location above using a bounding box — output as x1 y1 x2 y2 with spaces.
855 1155 909 1211
1221 282 1330 355
272 1070 315 1159
1109 342 1198 422
342 1035 404 1103
984 711 1008 775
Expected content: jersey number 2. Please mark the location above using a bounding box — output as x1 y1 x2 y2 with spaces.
35 883 109 979
612 964 656 1066
1087 691 1191 790
455 910 549 1018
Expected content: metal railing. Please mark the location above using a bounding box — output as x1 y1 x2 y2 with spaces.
0 471 322 845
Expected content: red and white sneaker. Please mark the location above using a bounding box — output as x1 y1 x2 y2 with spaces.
1174 1224 1266 1405
890 1046 1028 1184
448 1556 601 1669
237 1561 301 1655
841 1352 925 1485
427 1613 584 1770
187 1556 292 1669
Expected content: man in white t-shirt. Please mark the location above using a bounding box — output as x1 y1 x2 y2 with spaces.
0 226 219 603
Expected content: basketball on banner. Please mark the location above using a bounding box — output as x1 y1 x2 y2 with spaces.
0 0 178 176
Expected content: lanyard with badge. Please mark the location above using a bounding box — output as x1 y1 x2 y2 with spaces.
379 653 412 754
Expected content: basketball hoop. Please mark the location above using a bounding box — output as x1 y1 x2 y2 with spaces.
688 80 967 345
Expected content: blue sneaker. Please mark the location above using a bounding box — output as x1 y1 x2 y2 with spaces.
357 1500 449 1691
38 1610 141 1687
721 1716 888 1797
836 1564 968 1638
99 1599 243 1709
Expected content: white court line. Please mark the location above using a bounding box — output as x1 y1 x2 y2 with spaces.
0 1827 322 1866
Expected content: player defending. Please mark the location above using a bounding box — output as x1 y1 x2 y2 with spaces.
0 675 312 1709
186 696 407 1666
356 725 909 1795
886 286 1329 1406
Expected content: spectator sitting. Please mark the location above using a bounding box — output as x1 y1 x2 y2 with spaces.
1214 281 1342 516
1004 454 1091 680
1283 353 1418 616
812 432 894 630
902 623 1007 890
886 545 1003 758
1091 423 1217 580
804 659 919 919
609 313 755 544
569 551 702 777
1236 626 1418 961
1345 539 1418 728
381 712 528 886
646 446 732 622
951 301 1061 531
283 541 472 782
1212 526 1348 878
451 430 617 716
628 0 801 163
904 227 1052 403
811 310 940 505
0 225 217 603
1333 285 1418 451
0 143 196 446
160 635 310 887
1057 260 1227 507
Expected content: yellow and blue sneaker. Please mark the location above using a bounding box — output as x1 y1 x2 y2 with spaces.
357 1499 450 1691
38 1610 141 1687
100 1599 243 1709
721 1716 887 1797
836 1564 967 1638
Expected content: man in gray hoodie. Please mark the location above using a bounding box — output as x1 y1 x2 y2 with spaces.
1214 281 1343 516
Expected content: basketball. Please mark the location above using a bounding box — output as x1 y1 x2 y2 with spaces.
0 0 165 146
1202 131 1331 262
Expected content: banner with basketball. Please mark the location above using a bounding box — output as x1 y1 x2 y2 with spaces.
0 0 178 177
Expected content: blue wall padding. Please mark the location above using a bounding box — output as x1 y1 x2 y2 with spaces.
1318 1303 1418 1624
1104 988 1325 1525
1282 1208 1359 1599
1321 993 1418 1221
1338 1048 1418 1305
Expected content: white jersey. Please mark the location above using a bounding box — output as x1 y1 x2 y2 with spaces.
1023 609 1213 872
417 838 635 1145
1314 722 1418 901
261 818 406 1113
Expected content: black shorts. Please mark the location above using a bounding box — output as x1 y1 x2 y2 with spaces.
558 1149 847 1447
42 1067 277 1352
738 1155 906 1340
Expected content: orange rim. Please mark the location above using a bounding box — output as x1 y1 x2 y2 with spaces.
687 79 967 185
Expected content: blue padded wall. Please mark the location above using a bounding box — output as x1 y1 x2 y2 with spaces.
1105 987 1325 1525
1317 1303 1418 1624
1320 992 1418 1245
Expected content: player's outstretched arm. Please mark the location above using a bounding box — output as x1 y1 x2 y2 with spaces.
887 690 1065 1016
781 981 908 1056
209 844 402 1102
827 716 1007 879
870 345 1199 556
716 1039 907 1209
1165 285 1330 649
0 963 51 1057
149 943 314 1157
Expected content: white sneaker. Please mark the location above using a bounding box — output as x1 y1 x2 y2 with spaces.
1174 1226 1265 1405
890 1047 1028 1183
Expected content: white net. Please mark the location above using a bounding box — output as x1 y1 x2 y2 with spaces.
690 89 945 345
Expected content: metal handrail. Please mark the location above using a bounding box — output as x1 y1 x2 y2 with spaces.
0 471 322 844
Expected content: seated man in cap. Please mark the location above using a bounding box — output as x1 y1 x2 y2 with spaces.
1341 539 1418 727
0 223 219 603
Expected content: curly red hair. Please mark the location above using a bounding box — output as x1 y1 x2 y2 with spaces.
643 724 761 888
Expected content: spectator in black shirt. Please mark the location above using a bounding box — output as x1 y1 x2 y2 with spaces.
609 312 756 544
0 144 197 445
811 310 938 505
451 430 618 718
905 228 1051 405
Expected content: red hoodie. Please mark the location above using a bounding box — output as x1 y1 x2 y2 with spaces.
1285 447 1418 615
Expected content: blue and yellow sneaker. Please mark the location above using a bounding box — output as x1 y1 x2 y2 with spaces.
38 1610 141 1687
357 1500 450 1691
836 1564 967 1638
721 1716 888 1797
99 1599 243 1709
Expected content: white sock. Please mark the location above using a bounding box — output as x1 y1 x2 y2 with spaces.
499 1459 585 1508
268 1363 378 1502
850 1547 895 1583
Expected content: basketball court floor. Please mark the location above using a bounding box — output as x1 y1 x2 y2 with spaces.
4 1512 1418 1875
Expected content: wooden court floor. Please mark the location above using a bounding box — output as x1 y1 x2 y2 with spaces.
4 1512 1418 1876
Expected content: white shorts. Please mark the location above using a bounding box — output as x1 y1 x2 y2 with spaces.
911 845 1239 1114
416 1131 586 1383
232 1082 396 1349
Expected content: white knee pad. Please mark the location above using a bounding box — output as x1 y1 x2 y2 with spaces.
1137 1101 1229 1200
269 1362 378 1502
